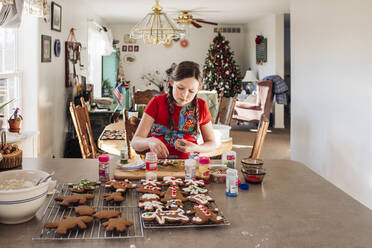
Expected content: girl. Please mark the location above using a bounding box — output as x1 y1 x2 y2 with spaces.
131 61 216 159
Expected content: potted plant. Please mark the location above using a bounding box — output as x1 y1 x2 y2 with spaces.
8 108 22 133
0 99 14 129
102 79 112 97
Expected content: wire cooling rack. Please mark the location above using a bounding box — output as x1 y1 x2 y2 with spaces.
32 183 144 240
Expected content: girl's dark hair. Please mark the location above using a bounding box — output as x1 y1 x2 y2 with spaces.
167 61 202 136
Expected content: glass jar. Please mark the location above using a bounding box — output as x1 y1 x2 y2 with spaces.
120 142 129 164
145 152 158 171
184 159 196 180
98 155 110 182
198 156 210 184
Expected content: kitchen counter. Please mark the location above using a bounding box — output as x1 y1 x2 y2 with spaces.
0 158 371 248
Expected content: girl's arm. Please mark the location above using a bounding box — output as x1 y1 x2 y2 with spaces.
130 113 169 158
175 121 216 153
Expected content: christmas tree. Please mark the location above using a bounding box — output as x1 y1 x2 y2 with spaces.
203 32 242 97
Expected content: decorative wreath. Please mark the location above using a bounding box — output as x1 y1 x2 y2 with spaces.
255 35 264 45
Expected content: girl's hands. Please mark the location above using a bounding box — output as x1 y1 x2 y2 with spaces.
175 139 198 153
147 137 169 158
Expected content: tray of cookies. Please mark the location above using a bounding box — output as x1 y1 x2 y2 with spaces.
137 177 230 228
100 130 126 140
33 179 143 240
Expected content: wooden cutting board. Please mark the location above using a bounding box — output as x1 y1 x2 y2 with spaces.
114 160 189 180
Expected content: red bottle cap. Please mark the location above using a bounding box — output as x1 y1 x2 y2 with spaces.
198 156 210 164
98 155 110 163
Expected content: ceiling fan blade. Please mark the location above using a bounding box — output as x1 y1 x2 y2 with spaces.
191 21 202 28
194 18 218 26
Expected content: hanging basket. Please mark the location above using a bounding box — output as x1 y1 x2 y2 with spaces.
0 131 23 170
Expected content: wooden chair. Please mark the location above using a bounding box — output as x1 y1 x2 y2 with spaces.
123 109 150 158
250 114 270 159
132 86 162 110
70 97 105 158
215 96 237 126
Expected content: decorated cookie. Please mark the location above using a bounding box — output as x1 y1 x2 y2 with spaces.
187 194 214 205
54 194 95 207
69 179 100 193
139 193 160 202
44 216 94 235
137 185 162 195
104 191 125 203
141 208 189 225
140 179 162 187
138 200 163 211
162 176 184 186
105 179 137 193
93 210 121 220
184 178 205 187
164 199 184 210
187 204 224 224
161 185 187 202
102 217 133 232
182 185 208 195
74 205 96 216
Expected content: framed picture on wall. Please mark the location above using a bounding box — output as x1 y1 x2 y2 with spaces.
41 35 52 62
122 45 127 52
134 45 139 52
124 54 136 64
51 2 62 32
128 45 133 52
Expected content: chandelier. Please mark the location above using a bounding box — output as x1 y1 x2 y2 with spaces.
130 0 185 45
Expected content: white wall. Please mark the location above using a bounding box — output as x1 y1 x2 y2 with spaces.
109 24 246 91
291 0 372 209
244 14 285 128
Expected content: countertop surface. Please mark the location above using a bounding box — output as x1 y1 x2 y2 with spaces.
0 158 371 248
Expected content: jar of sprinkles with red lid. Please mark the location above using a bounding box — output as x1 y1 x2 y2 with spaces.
198 156 210 184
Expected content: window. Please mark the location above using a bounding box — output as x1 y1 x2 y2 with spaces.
0 27 21 119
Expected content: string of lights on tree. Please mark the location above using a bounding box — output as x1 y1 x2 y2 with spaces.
203 32 242 97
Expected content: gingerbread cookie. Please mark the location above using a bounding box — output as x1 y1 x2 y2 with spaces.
187 194 214 205
161 185 187 202
104 191 125 203
141 208 189 225
74 205 96 216
93 210 121 220
139 193 160 202
105 179 137 193
187 204 224 224
140 179 162 187
44 216 94 235
102 217 133 232
69 179 100 193
162 176 184 186
182 185 208 195
137 185 162 195
184 178 205 187
164 199 184 210
138 200 163 211
54 194 95 207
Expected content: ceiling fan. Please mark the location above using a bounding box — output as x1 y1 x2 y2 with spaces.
174 10 218 28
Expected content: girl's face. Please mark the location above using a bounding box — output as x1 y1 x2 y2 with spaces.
171 77 201 106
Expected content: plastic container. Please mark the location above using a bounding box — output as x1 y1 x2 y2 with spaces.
98 155 110 182
198 156 210 184
145 152 158 171
210 166 227 183
222 150 236 169
226 168 238 197
212 124 231 140
184 159 196 180
120 142 129 164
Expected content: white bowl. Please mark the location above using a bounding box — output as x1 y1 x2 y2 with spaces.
0 170 51 224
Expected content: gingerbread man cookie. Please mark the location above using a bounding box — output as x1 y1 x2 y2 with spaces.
162 176 184 186
140 179 162 187
187 204 224 224
137 185 162 195
105 179 137 193
139 193 160 202
164 199 184 210
187 194 214 205
93 210 121 220
44 216 94 235
74 205 96 216
54 194 95 207
102 217 133 232
104 191 125 203
184 178 205 187
161 185 187 202
141 208 189 225
69 179 100 193
138 200 164 211
182 185 208 195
